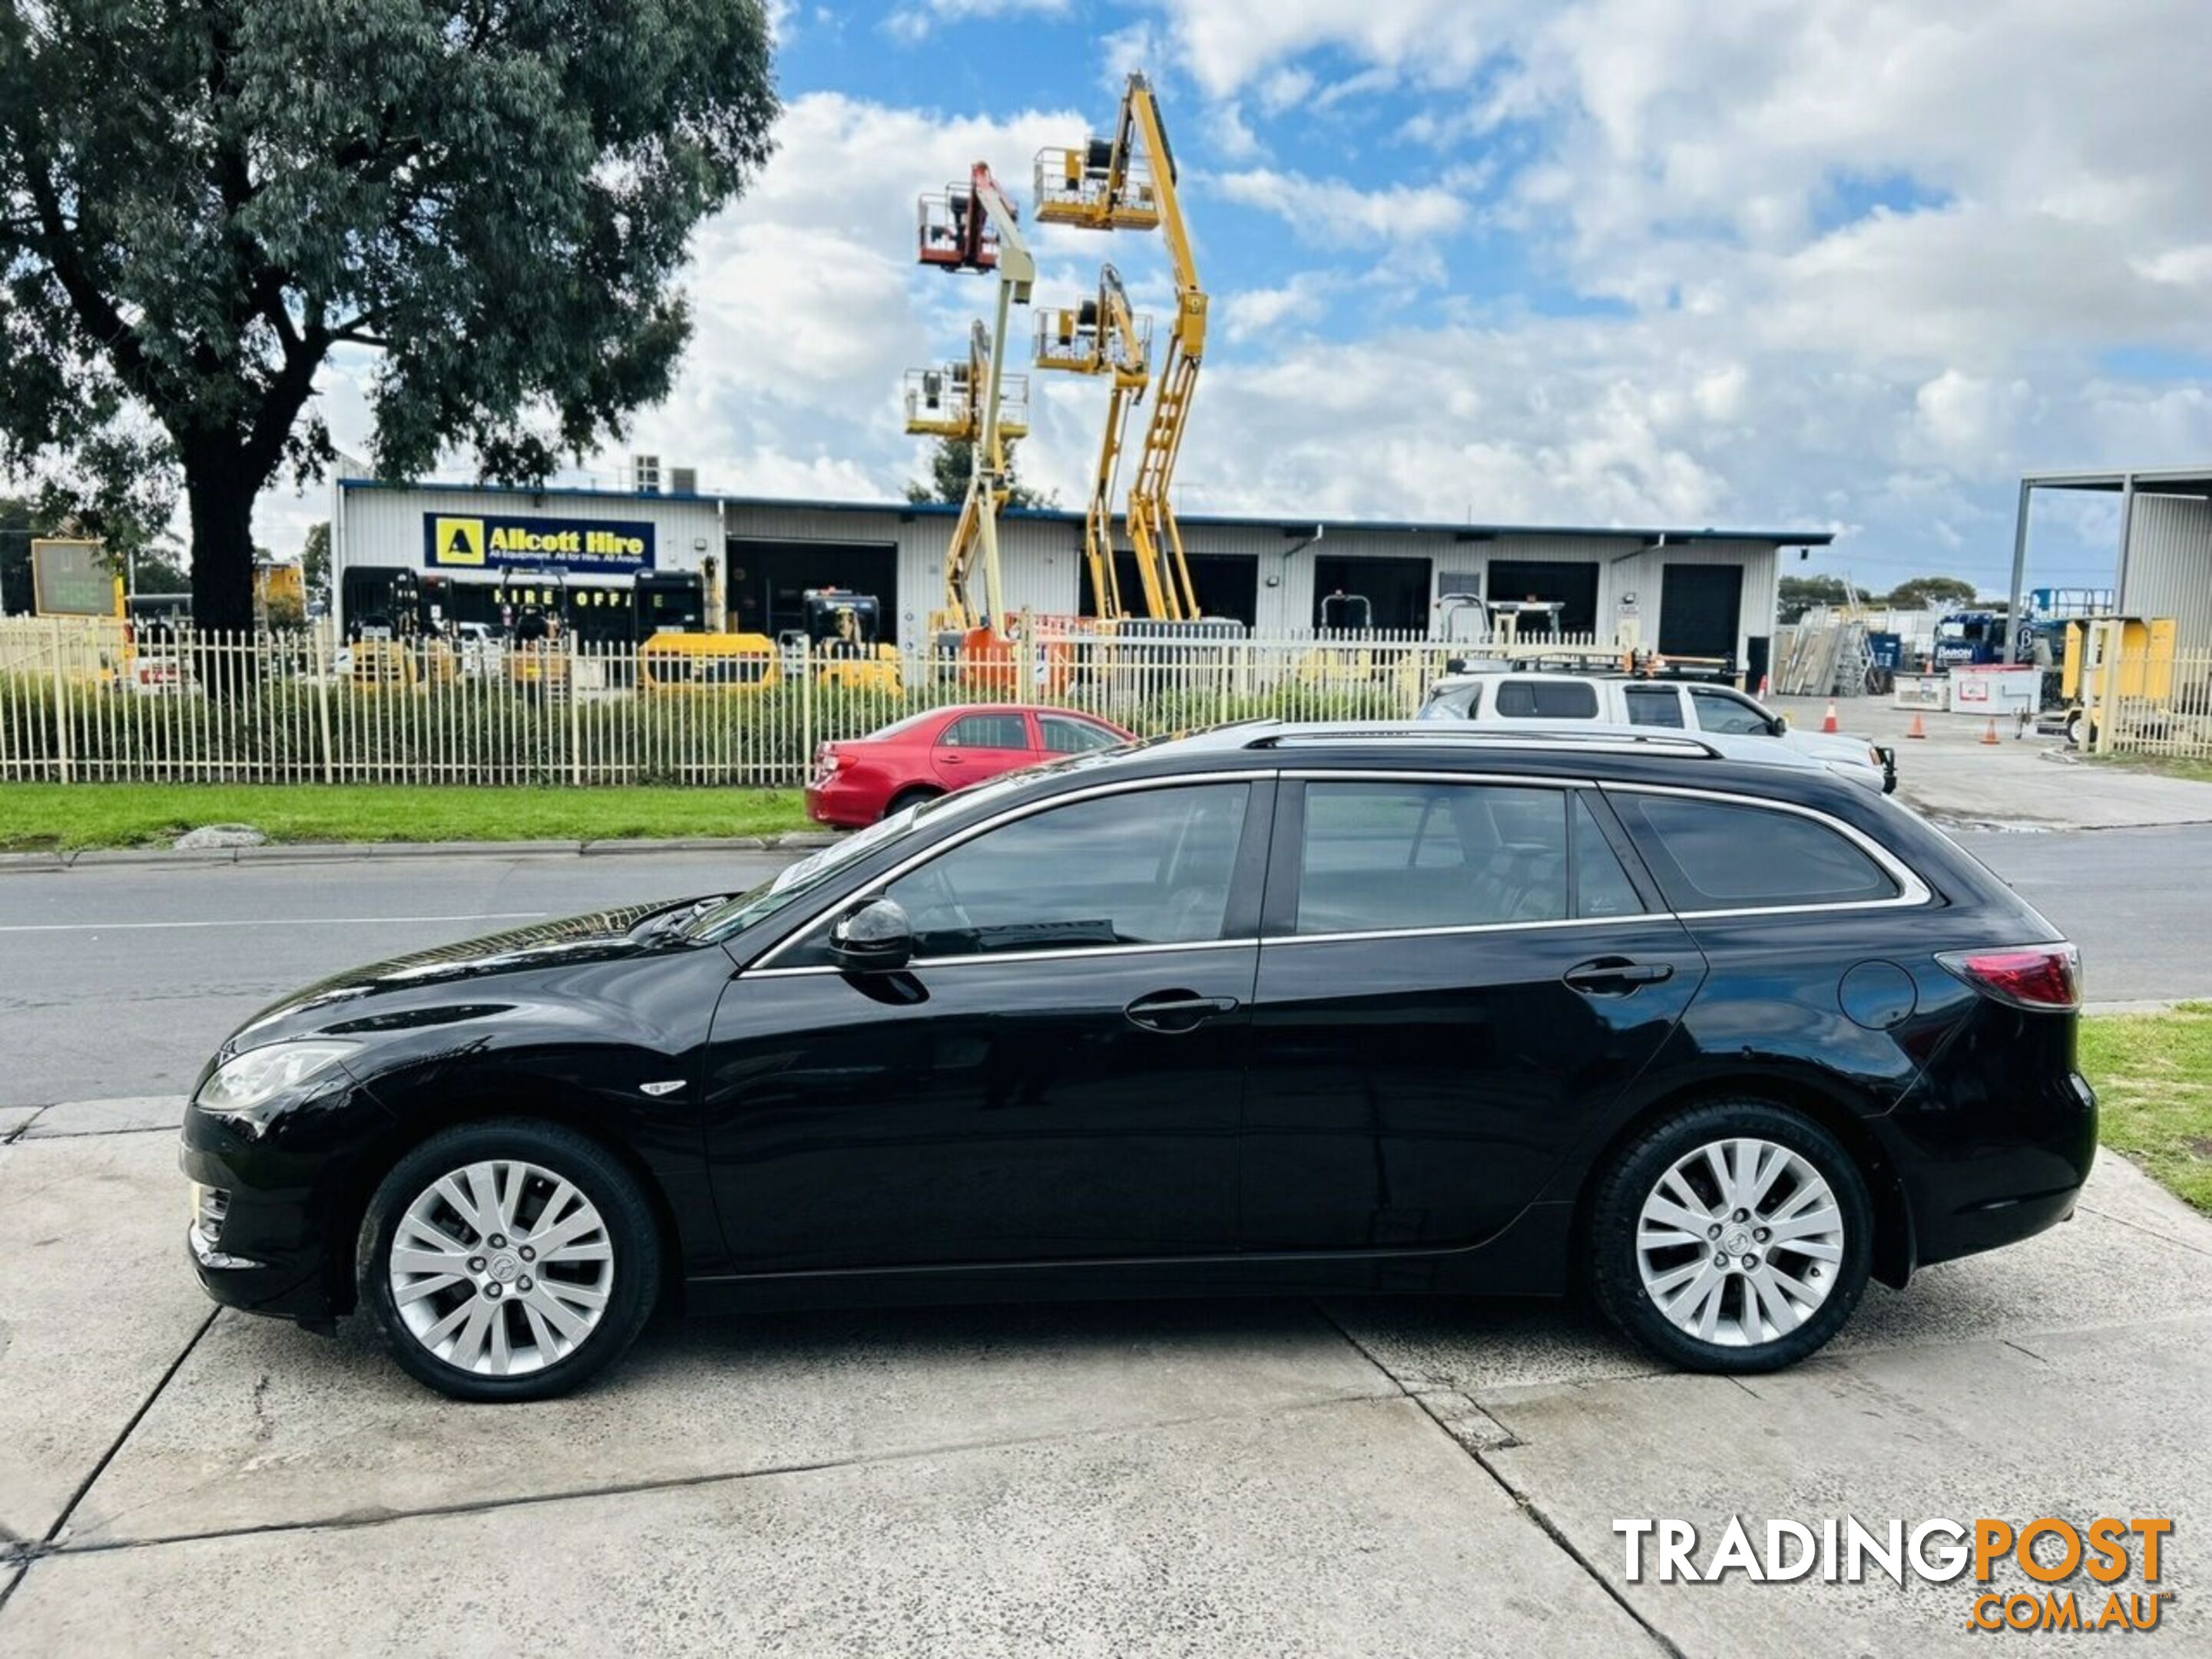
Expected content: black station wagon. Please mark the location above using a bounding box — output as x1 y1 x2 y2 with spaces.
183 724 2093 1400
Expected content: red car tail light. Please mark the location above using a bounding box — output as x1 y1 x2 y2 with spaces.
1936 943 2081 1011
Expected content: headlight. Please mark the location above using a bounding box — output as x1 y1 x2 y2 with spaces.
194 1041 360 1132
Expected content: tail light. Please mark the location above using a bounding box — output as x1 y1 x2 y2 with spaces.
1936 943 2081 1010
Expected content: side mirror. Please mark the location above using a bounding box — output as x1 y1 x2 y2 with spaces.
1771 714 1790 734
829 897 913 972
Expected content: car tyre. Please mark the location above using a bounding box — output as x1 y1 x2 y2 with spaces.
882 786 942 820
358 1120 661 1402
1588 1101 1873 1373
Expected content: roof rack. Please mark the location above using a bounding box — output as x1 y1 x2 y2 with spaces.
1237 724 1725 759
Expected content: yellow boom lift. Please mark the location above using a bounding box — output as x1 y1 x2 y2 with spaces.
1034 72 1206 622
1032 263 1152 619
908 163 1035 661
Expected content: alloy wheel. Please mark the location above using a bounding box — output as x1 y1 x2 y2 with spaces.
1633 1136 1844 1348
387 1159 615 1377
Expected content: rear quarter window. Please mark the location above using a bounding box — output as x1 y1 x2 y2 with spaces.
1609 793 1902 910
1492 679 1599 719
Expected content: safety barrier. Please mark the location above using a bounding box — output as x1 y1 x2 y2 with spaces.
0 620 1611 787
2096 647 2212 762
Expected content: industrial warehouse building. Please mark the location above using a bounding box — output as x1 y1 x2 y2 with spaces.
2007 466 2212 652
331 478 1833 674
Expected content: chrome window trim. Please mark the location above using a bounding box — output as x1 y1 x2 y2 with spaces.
747 935 1255 979
1283 768 1594 788
751 770 1273 971
1598 781 1933 915
1260 914 1629 949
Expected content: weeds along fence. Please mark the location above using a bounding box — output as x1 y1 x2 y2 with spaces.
0 620 1565 787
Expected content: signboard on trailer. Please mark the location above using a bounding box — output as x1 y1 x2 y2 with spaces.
31 539 121 618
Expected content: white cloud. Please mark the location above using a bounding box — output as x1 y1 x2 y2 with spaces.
883 0 1068 45
1219 272 1339 342
1208 168 1469 244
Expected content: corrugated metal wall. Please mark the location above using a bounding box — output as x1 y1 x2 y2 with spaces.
335 483 1788 648
2121 493 2212 651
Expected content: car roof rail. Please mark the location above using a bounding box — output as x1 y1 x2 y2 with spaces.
1237 723 1726 758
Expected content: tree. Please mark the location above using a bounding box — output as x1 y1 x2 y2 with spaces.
904 437 1057 510
1 2 777 632
300 521 332 604
1883 575 1979 611
1777 575 1850 624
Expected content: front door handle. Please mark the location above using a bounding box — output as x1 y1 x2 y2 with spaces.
1124 990 1240 1032
1563 958 1675 995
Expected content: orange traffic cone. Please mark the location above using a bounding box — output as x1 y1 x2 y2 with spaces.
1982 718 2001 746
1906 712 1927 740
1820 700 1839 734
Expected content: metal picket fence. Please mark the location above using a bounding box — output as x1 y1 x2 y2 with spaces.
2096 647 2212 761
0 619 1605 787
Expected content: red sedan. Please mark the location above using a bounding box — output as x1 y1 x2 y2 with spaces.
804 704 1134 827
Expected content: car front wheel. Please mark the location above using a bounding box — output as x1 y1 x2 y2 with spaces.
1588 1102 1873 1373
359 1120 661 1402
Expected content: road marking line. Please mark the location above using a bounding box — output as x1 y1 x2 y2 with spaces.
0 911 550 933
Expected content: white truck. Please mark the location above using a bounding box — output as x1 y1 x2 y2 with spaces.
1417 671 1896 794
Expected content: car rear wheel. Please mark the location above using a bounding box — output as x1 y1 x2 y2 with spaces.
1588 1102 1872 1373
359 1120 660 1402
883 786 941 820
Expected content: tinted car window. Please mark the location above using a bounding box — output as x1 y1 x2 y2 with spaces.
1688 687 1776 736
1492 679 1599 719
883 784 1250 957
1624 685 1686 727
1295 783 1568 934
1038 714 1121 754
1419 681 1482 720
1571 794 1647 917
1613 793 1899 909
941 714 1029 750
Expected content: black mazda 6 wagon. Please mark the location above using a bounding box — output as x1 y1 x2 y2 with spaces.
181 724 2094 1401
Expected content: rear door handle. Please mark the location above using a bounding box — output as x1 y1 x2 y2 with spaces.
1563 958 1674 995
1124 990 1240 1032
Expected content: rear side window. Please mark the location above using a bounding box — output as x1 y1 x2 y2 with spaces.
1293 782 1568 933
1038 714 1121 754
1611 793 1900 910
1624 685 1686 727
1571 794 1647 917
1492 679 1599 719
940 714 1028 750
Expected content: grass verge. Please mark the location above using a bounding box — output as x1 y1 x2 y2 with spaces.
2081 1002 2212 1214
2084 753 2212 786
0 782 813 852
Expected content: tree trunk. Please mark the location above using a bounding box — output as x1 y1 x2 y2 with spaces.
184 448 259 635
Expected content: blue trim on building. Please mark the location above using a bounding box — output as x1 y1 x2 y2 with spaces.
336 477 1836 548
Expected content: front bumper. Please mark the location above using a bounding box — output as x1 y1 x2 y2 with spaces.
180 1138 346 1321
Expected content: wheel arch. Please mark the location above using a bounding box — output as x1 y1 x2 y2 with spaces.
1570 1072 1916 1290
325 1083 690 1317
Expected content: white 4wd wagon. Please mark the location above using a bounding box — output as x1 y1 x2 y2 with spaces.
1418 671 1896 793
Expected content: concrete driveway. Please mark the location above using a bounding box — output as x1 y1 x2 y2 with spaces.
2 1100 2206 1655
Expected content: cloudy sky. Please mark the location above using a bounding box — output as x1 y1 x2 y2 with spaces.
277 0 2212 596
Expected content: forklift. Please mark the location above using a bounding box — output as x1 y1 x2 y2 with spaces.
790 588 903 694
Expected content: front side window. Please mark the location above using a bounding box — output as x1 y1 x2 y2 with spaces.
1611 793 1900 910
1038 714 1121 755
1293 782 1571 935
1624 685 1686 727
1492 679 1600 719
879 784 1251 958
1688 687 1774 736
940 713 1029 750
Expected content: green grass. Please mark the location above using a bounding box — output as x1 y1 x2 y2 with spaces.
0 782 813 852
2081 1002 2212 1214
2084 753 2212 785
